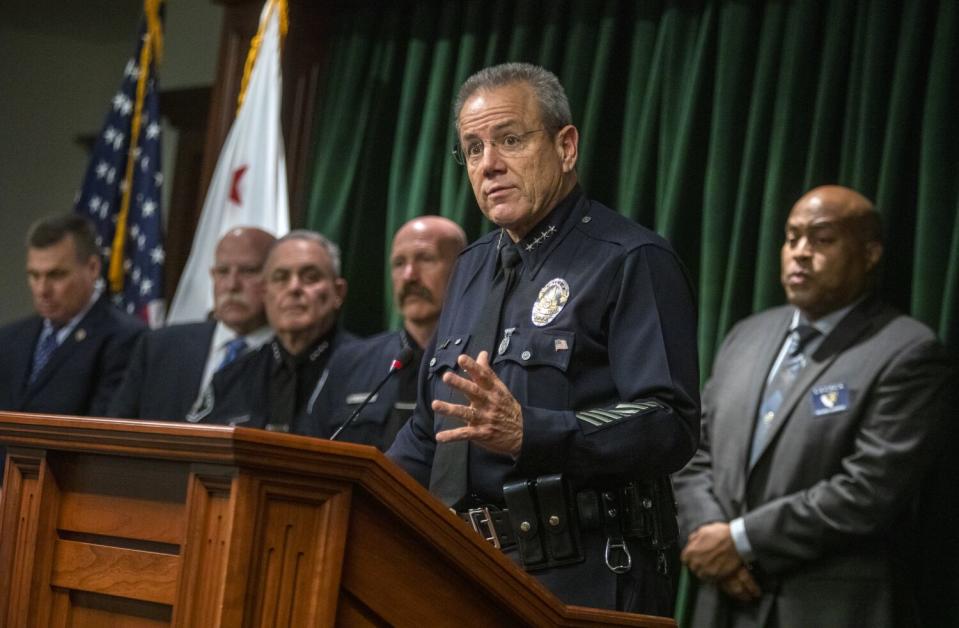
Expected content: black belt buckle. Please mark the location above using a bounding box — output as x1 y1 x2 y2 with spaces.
465 506 501 549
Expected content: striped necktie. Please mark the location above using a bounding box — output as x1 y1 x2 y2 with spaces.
29 325 61 385
749 325 820 466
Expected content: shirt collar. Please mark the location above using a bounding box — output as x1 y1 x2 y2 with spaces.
213 320 272 351
790 295 865 337
509 185 582 266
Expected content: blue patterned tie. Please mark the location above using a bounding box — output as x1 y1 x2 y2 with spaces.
29 325 61 385
217 337 248 371
749 325 819 465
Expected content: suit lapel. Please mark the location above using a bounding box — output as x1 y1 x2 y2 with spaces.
25 299 107 401
729 311 793 477
10 318 43 407
181 321 216 401
748 298 880 472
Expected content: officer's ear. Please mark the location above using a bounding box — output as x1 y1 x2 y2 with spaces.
554 125 579 173
333 277 348 310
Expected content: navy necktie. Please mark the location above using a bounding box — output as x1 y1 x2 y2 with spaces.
749 325 819 466
29 325 61 385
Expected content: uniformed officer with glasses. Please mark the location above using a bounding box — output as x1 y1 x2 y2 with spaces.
388 62 700 616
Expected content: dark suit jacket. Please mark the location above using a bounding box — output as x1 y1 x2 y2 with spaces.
0 295 145 469
108 320 216 421
674 297 952 628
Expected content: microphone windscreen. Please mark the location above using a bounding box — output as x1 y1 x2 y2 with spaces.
393 346 416 370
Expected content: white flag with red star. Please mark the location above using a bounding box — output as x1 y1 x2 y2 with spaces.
167 0 290 324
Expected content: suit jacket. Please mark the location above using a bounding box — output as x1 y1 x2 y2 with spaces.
0 295 145 417
674 297 951 628
0 295 145 471
108 320 216 421
308 330 421 450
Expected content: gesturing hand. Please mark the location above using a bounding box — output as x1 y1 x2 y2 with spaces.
433 351 523 457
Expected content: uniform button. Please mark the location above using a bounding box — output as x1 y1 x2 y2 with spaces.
520 521 531 532
763 410 775 423
581 216 592 223
521 350 531 360
429 357 437 367
454 338 462 345
548 515 560 526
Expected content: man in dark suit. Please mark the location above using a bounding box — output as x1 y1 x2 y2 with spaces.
673 185 951 627
194 230 355 432
312 215 466 449
0 213 144 456
109 227 276 421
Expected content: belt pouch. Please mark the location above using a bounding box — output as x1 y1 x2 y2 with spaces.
622 481 655 541
534 474 581 562
503 479 545 566
651 476 679 549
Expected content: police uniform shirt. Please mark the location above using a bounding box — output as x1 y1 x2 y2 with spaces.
267 336 333 431
199 327 355 431
311 329 423 449
388 186 701 504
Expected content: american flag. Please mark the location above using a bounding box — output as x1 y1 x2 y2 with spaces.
73 8 165 327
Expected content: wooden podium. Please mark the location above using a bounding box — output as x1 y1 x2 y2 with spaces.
0 413 675 627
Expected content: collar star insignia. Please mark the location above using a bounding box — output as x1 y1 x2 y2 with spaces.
524 224 557 252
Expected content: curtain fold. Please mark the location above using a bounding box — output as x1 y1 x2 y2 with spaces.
304 0 958 361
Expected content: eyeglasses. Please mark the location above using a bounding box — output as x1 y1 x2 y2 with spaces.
451 128 547 166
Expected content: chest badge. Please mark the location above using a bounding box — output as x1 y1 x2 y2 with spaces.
531 278 570 327
811 383 849 416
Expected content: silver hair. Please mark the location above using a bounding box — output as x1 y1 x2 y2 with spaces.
453 62 572 133
271 229 343 277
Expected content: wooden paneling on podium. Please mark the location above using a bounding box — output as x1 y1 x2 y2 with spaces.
0 413 674 627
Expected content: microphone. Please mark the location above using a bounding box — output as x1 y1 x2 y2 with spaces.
329 346 416 441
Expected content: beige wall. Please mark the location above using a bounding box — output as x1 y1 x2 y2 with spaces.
0 1 222 324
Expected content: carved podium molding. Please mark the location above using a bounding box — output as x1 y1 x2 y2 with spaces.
0 413 674 627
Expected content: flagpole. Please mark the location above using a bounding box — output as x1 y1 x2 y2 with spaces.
108 0 164 294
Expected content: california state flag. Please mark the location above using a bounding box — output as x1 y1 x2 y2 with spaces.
167 0 290 323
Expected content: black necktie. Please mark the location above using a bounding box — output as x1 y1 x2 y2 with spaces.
470 243 521 356
431 242 522 507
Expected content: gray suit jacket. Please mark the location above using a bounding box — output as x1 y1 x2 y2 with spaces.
674 297 951 628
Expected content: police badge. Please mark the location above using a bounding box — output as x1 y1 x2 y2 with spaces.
531 278 570 326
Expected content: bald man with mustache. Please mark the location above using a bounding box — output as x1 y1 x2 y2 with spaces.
310 216 466 449
110 227 276 421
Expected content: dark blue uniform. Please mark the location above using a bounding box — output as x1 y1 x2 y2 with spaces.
309 329 422 450
193 328 356 432
388 188 700 613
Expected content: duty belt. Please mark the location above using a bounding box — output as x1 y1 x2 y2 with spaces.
456 506 516 550
455 475 678 575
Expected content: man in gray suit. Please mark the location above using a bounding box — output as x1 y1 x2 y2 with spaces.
674 185 951 627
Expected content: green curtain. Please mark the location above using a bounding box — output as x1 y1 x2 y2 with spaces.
304 1 958 622
304 0 958 362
